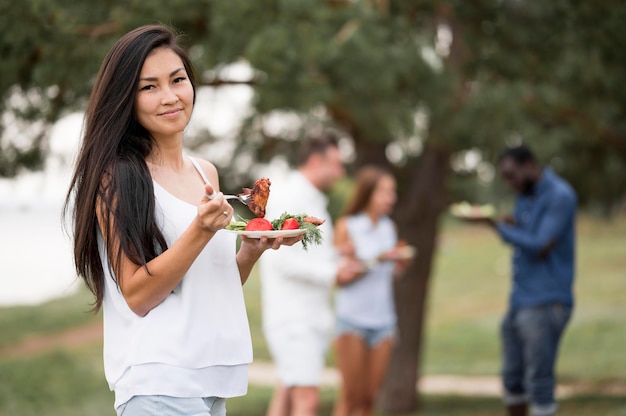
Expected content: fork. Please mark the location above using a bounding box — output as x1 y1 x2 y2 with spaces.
206 192 251 206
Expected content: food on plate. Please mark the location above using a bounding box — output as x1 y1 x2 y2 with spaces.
449 201 496 218
301 216 325 226
241 177 271 218
245 218 273 231
226 212 324 250
380 241 417 261
362 241 417 270
377 241 417 262
280 218 300 230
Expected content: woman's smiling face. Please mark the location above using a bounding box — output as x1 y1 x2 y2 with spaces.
134 46 194 141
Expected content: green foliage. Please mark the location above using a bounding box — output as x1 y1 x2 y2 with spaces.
229 1 435 142
213 0 626 210
2 1 625 208
447 1 626 209
0 0 214 176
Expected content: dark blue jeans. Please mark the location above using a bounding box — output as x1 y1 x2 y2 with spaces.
501 303 572 416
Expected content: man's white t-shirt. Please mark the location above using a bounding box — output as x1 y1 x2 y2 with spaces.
259 171 338 333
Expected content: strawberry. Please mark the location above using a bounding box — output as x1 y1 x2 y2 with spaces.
245 218 273 231
281 218 300 230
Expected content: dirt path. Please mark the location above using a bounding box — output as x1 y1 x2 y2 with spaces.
2 322 625 397
0 321 103 359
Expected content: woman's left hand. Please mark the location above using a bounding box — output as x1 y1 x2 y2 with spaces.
240 235 303 255
236 234 304 285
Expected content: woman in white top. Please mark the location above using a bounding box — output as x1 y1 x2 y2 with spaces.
333 166 410 416
64 25 300 415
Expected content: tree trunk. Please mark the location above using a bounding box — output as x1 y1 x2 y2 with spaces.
378 144 451 413
353 138 389 168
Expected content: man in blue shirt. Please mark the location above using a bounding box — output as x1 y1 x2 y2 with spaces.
489 145 577 416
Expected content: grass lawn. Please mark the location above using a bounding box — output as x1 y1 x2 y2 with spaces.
1 347 624 416
0 288 100 350
1 215 624 415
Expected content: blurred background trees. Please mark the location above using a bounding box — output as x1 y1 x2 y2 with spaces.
2 0 624 412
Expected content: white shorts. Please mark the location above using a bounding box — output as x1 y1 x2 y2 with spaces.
264 323 331 387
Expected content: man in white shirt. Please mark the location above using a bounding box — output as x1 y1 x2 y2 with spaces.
259 132 362 416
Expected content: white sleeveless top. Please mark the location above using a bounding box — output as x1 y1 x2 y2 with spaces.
99 157 251 408
335 213 397 329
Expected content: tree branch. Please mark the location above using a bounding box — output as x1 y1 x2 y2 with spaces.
541 107 626 151
198 78 259 87
74 22 120 38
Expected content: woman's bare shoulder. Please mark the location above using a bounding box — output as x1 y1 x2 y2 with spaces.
192 158 218 175
191 157 219 186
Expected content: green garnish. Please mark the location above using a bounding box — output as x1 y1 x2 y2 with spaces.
225 220 247 231
272 212 324 250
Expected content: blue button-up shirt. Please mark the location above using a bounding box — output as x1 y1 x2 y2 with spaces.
496 167 577 309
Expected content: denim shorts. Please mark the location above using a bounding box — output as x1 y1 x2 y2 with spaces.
335 318 396 348
116 395 226 416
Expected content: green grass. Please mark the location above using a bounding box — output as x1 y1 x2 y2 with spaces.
1 348 623 416
0 346 113 416
0 286 100 349
242 273 272 362
422 215 626 381
1 215 625 415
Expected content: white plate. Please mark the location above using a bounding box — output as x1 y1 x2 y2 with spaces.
389 245 417 259
229 228 307 239
449 203 496 219
364 245 417 270
378 245 417 261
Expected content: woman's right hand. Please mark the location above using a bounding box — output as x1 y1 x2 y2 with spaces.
197 184 233 232
336 257 366 286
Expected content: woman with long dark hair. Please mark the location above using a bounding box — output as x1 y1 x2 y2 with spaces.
64 24 299 415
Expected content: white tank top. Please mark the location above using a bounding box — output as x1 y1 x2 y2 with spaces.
335 213 397 329
99 157 251 408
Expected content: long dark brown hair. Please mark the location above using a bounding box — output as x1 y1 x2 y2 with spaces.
343 165 393 216
63 25 197 311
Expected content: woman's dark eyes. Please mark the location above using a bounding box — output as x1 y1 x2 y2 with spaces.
139 77 186 91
